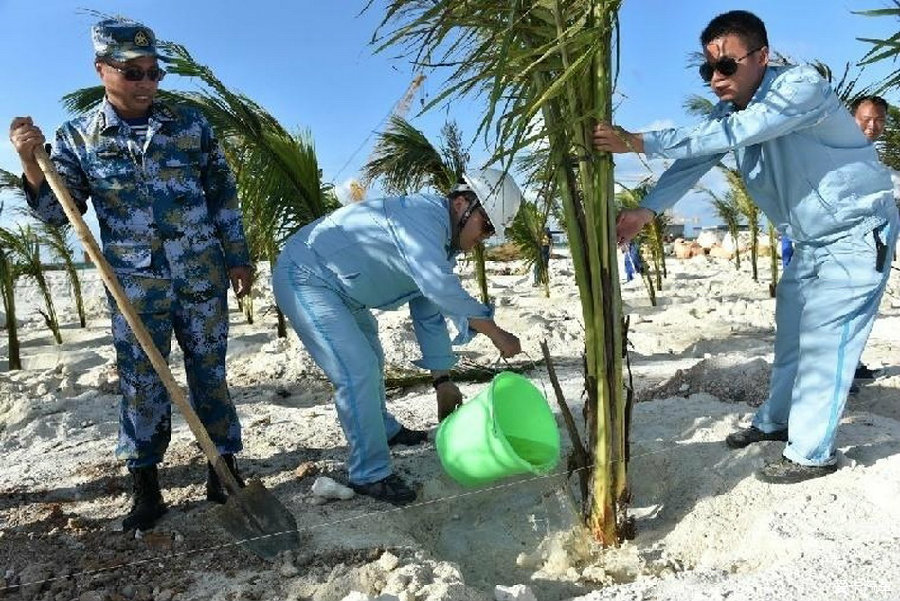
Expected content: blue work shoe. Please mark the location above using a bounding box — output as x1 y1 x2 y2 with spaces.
388 426 428 447
756 457 838 484
350 474 416 505
725 426 788 449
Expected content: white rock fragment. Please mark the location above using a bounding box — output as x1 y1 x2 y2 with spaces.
494 584 537 601
377 551 400 572
311 476 355 500
340 593 401 601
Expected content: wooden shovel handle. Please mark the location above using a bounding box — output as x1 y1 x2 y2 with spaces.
33 146 242 493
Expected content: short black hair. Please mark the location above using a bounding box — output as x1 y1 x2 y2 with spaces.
850 95 889 114
701 10 768 51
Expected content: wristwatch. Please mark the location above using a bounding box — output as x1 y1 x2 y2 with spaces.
432 374 452 389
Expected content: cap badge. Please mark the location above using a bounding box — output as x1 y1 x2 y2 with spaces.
134 30 151 47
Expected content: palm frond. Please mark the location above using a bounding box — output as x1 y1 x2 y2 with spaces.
682 94 715 118
854 2 900 93
364 115 450 194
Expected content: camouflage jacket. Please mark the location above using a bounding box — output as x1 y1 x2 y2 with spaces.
26 98 250 301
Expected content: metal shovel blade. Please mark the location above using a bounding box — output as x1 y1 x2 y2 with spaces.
216 479 300 561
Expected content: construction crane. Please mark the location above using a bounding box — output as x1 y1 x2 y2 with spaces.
349 73 426 203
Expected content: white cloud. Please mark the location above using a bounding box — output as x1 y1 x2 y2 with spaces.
638 118 676 132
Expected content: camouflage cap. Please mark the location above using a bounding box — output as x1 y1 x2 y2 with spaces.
91 18 158 62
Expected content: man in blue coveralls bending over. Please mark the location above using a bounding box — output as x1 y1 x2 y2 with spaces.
273 169 523 504
593 10 898 483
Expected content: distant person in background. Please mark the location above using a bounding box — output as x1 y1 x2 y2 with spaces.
532 227 553 286
852 95 888 144
623 241 643 282
780 234 794 269
850 94 891 381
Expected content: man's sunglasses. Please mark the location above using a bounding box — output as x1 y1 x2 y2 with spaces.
105 63 167 82
699 47 763 82
458 197 496 237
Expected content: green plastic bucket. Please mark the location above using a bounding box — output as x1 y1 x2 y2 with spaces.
435 371 560 487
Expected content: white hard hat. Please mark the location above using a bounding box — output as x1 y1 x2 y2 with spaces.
457 168 523 235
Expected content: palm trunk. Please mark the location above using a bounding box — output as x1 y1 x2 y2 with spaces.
473 243 489 304
266 245 289 339
34 269 62 344
749 220 759 281
640 264 657 307
648 221 664 290
0 253 21 370
243 294 255 325
64 257 86 328
728 222 741 270
543 0 627 545
768 223 778 297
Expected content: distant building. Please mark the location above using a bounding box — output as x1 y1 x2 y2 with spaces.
665 223 685 239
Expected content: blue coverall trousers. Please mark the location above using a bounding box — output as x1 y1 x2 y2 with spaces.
753 216 898 466
272 254 403 485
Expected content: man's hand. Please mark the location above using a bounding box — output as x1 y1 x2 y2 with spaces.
469 318 522 358
9 117 44 161
489 328 521 358
593 123 644 154
229 265 254 299
435 381 463 421
9 117 47 193
616 208 656 246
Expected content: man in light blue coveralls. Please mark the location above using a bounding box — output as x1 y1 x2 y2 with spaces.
273 169 523 504
593 10 899 484
9 18 252 529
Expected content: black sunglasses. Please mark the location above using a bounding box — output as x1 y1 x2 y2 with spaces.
699 47 763 82
105 63 167 82
458 199 496 237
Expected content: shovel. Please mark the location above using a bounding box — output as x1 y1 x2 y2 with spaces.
34 146 300 561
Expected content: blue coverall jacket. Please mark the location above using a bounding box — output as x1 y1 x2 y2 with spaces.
639 64 899 465
273 193 492 483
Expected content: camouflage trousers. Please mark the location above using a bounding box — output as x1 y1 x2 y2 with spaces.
110 286 242 468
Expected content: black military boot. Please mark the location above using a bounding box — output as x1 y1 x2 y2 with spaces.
206 454 245 504
122 465 167 531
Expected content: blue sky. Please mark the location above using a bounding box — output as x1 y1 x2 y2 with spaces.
1 0 898 233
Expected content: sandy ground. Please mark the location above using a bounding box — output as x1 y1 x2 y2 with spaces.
1 249 899 601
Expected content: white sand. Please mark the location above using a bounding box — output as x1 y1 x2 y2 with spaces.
1 250 899 601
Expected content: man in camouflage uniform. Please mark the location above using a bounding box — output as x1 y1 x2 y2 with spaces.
9 18 252 531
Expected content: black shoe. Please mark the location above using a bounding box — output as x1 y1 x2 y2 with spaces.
206 454 246 504
725 426 788 449
849 383 861 396
756 457 838 484
349 474 416 505
123 465 167 531
388 426 428 447
854 363 879 381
